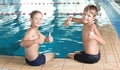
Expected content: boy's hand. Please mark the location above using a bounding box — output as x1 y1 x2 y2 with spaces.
36 36 45 44
65 17 72 26
48 32 53 43
89 29 96 39
48 36 53 43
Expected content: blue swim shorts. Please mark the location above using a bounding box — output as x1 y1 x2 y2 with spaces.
25 54 46 66
74 51 100 64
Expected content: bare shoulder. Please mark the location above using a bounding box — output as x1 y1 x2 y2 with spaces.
22 28 35 40
91 24 101 36
26 28 35 34
91 24 97 30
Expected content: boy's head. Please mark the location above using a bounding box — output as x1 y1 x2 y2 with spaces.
30 10 43 28
84 5 98 17
82 5 98 24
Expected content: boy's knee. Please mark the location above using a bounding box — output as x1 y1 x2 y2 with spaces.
44 53 55 62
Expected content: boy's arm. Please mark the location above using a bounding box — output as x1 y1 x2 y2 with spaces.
65 17 83 26
20 29 38 47
44 32 53 42
20 39 37 47
71 17 83 24
93 25 106 46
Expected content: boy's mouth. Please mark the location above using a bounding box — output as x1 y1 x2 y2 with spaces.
83 19 88 23
37 23 42 25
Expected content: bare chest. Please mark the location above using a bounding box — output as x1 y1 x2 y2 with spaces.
31 31 40 40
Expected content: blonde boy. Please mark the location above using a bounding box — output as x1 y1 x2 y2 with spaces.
65 5 105 63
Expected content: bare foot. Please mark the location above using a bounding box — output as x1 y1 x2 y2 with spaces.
74 51 81 54
67 53 75 59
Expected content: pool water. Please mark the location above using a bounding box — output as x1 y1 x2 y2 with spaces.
0 0 87 58
14 16 84 58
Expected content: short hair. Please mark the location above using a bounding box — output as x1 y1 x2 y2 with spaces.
84 5 98 16
30 10 43 18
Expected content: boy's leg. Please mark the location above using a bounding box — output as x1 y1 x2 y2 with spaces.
67 51 83 59
44 53 55 63
67 53 75 59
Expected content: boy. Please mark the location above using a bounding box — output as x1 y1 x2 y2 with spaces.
20 10 55 66
65 5 105 63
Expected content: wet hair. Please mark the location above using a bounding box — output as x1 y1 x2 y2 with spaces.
30 10 43 18
84 5 98 16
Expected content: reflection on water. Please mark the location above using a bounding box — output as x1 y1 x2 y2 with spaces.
0 0 85 58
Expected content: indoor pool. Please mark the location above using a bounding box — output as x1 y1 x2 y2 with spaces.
0 0 90 58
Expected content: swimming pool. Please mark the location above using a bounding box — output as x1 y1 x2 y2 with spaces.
0 0 89 58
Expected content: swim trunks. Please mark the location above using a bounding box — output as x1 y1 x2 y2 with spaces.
25 54 46 66
74 51 100 63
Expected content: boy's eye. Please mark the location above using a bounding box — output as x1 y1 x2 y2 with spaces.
83 13 85 15
35 18 42 20
82 13 86 16
88 15 91 17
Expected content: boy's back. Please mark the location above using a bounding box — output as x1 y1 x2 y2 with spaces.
82 23 99 55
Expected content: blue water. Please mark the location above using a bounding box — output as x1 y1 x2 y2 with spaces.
0 0 89 58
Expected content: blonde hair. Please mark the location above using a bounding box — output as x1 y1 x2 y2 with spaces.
84 5 98 16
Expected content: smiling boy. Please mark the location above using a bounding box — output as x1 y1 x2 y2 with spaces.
20 10 55 66
65 5 105 63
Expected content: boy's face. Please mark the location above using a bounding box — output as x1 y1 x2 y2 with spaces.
82 11 95 24
31 13 43 28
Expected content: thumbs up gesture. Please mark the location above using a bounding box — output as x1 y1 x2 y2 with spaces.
89 28 96 39
48 32 53 43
